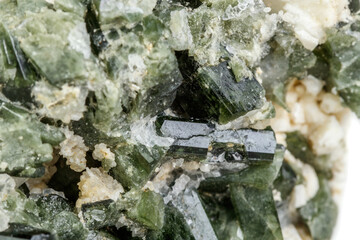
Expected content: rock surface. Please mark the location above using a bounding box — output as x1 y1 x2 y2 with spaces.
0 0 358 240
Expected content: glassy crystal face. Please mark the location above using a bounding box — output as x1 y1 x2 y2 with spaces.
0 0 357 239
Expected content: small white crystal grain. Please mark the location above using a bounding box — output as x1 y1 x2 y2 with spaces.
76 168 124 209
309 116 344 155
292 184 307 208
265 0 350 50
32 81 88 124
60 129 89 172
170 9 193 50
92 143 116 170
301 75 325 96
319 93 343 114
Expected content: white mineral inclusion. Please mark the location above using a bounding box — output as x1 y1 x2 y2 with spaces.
0 174 16 201
170 9 193 51
222 0 253 20
0 174 15 231
265 0 350 50
260 13 279 43
309 116 345 155
301 164 319 200
32 81 88 124
127 53 147 91
92 143 116 170
301 75 325 96
60 129 89 172
99 0 157 20
68 22 92 59
130 117 174 148
93 143 115 162
319 93 343 114
76 168 124 209
100 0 142 15
170 174 191 198
163 174 190 204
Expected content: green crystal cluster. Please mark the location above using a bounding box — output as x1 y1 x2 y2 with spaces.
0 0 359 240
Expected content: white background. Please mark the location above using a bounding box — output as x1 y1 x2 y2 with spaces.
333 114 360 240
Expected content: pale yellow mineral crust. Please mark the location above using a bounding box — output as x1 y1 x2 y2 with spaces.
76 167 124 209
32 81 88 124
59 129 88 172
92 143 116 171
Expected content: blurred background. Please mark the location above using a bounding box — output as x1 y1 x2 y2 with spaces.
334 114 360 239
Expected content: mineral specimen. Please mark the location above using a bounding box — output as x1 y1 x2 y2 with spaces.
0 0 358 240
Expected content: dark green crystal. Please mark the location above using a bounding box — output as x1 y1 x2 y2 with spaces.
230 184 283 240
111 142 168 189
146 206 195 240
273 162 297 200
299 177 338 240
286 131 332 177
174 58 266 124
200 192 241 240
82 188 165 231
317 23 360 116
